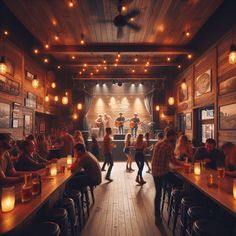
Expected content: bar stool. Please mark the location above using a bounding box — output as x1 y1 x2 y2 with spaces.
55 198 78 236
65 189 83 229
167 189 186 233
180 197 201 236
193 219 230 236
160 181 173 215
49 208 69 236
89 185 96 204
186 206 212 236
33 221 60 236
80 186 91 218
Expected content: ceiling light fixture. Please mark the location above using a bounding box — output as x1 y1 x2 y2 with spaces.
187 54 192 59
34 49 39 54
45 44 49 49
178 64 182 69
167 57 171 62
72 56 75 60
54 35 59 41
57 65 61 69
4 31 8 36
68 0 74 8
43 58 48 63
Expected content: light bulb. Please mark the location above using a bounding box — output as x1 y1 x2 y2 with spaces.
168 97 175 105
155 105 160 111
51 82 56 88
45 95 49 102
77 103 82 110
72 113 78 120
229 44 236 64
54 95 59 102
62 96 68 105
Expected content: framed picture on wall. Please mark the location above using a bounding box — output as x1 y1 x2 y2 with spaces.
0 74 20 96
179 82 188 102
24 114 32 135
219 103 236 130
0 102 11 128
219 76 236 96
195 69 211 97
185 112 192 130
12 119 19 128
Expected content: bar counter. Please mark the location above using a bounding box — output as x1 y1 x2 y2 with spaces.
175 167 236 218
0 158 73 236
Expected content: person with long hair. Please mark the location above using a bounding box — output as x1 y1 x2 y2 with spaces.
175 135 193 161
134 134 147 184
123 133 134 172
144 132 152 173
73 130 85 145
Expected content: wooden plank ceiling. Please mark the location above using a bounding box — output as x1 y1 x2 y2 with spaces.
4 0 224 79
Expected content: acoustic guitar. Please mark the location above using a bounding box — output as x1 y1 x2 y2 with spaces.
115 119 129 128
130 121 143 129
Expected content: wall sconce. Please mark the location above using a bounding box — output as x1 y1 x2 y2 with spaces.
155 105 160 111
0 56 7 75
32 76 39 89
181 79 187 90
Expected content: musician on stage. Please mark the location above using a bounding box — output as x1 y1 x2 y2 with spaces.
130 113 140 138
103 113 112 128
115 113 125 134
95 114 104 138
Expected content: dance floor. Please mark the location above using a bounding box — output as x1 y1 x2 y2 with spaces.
81 162 173 236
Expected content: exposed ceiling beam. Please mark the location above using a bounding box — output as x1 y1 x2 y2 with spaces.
41 44 192 55
62 62 178 67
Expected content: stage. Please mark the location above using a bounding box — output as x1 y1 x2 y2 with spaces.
87 138 157 161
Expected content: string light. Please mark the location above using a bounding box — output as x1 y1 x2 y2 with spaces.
134 56 138 62
82 68 86 72
90 72 94 76
45 90 49 102
77 103 83 110
104 66 107 70
33 49 39 54
187 54 192 59
45 44 49 49
185 31 191 37
122 6 126 12
178 64 182 69
146 61 150 67
57 65 61 69
62 93 69 105
43 58 48 63
54 35 59 41
80 34 85 45
115 58 119 62
103 60 106 64
168 97 175 105
155 105 160 111
114 63 118 67
79 71 82 75
132 68 135 73
72 113 78 120
117 52 121 58
72 56 75 60
144 68 147 73
130 18 134 22
4 31 9 36
167 57 171 62
96 69 99 73
83 63 87 67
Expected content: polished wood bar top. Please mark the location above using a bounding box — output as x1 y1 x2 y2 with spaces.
0 158 73 235
175 167 236 217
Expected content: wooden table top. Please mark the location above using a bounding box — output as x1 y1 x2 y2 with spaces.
0 158 73 235
175 167 236 217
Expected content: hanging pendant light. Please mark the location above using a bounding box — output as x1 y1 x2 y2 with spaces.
54 95 59 102
62 92 68 105
77 103 83 110
168 97 175 105
51 82 56 89
32 76 39 89
45 90 50 102
0 56 7 75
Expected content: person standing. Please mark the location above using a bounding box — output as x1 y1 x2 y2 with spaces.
95 114 104 138
59 128 74 156
123 133 134 172
144 132 152 173
134 134 147 184
115 113 126 134
101 127 116 181
90 134 100 160
152 129 183 225
130 113 140 138
103 113 112 128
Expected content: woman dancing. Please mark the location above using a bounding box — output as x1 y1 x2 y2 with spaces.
123 133 134 172
134 134 147 184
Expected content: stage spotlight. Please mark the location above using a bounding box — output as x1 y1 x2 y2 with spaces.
117 81 122 87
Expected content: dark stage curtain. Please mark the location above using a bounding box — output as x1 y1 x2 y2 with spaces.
83 92 93 130
144 92 153 121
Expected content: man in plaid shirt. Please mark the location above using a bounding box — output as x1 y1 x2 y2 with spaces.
152 129 183 225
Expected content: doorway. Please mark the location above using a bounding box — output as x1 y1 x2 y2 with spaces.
195 106 214 143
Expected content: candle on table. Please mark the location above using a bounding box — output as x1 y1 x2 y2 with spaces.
1 186 15 212
194 163 201 175
50 164 58 176
67 155 72 167
233 179 236 200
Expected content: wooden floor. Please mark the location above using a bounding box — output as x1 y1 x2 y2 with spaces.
81 162 172 236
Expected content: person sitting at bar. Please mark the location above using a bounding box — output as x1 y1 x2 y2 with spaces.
152 129 183 225
175 134 193 161
193 138 224 169
68 143 102 189
222 142 236 177
36 134 49 160
0 133 25 185
15 140 46 171
73 130 85 145
58 128 74 156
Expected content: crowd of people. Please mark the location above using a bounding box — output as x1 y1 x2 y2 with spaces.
1 126 236 227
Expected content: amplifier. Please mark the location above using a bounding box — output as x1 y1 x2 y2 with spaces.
113 134 126 140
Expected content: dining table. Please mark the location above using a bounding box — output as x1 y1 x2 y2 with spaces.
174 166 236 218
0 158 74 236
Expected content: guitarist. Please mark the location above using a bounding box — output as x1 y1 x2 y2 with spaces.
95 114 104 138
115 113 125 134
130 113 140 138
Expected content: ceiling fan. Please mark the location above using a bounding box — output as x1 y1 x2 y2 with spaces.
101 0 141 39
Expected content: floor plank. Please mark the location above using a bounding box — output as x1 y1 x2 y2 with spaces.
81 162 172 236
